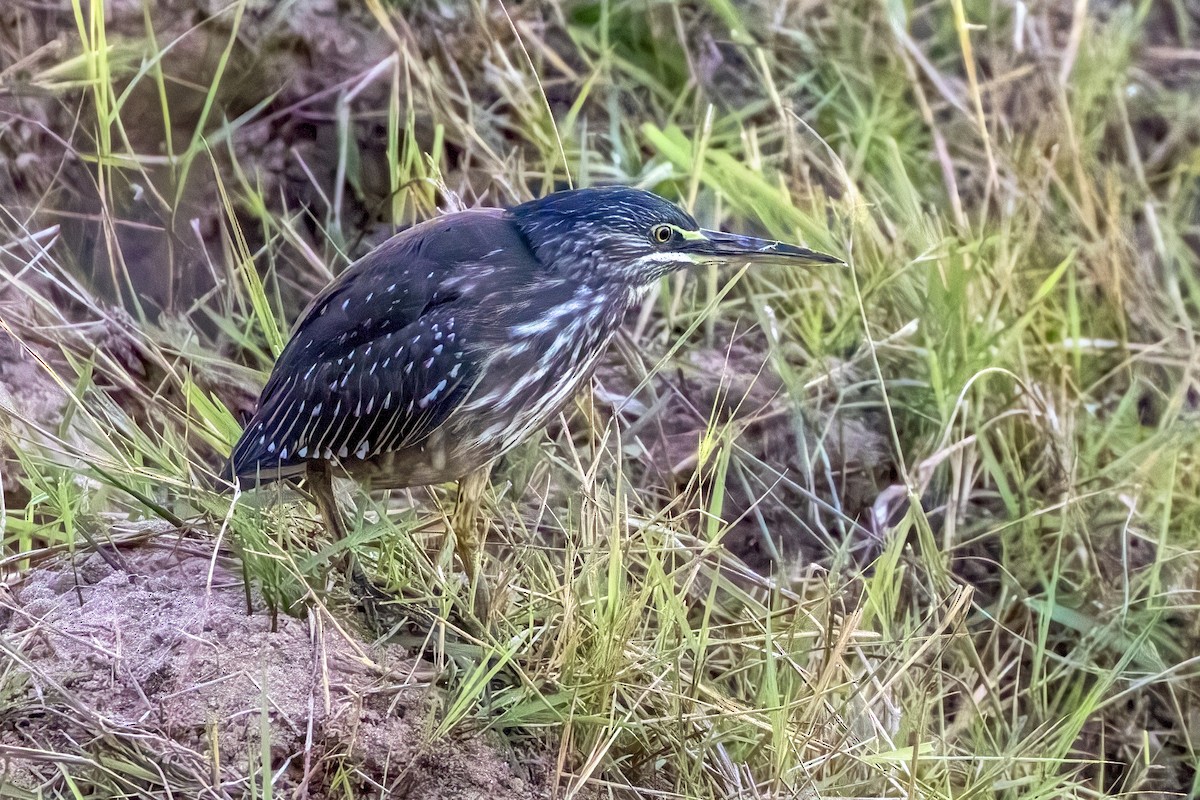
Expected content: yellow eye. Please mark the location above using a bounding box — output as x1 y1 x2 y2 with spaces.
652 224 673 244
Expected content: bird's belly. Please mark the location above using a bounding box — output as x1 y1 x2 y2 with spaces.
459 333 611 454
346 427 484 489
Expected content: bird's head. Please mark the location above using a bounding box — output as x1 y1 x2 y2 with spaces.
510 186 842 287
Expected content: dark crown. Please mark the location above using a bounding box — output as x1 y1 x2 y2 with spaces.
511 186 698 237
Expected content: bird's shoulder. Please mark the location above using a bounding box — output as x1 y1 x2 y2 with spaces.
292 207 530 345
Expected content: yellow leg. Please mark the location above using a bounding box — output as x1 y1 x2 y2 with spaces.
451 465 493 621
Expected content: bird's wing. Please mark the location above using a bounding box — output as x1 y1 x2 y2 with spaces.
227 208 529 482
284 207 510 358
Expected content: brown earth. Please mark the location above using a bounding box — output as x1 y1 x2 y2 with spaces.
1 532 555 799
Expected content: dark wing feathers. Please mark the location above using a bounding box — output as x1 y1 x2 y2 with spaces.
227 209 523 483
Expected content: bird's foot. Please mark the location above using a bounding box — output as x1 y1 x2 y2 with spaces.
341 556 439 636
341 553 497 642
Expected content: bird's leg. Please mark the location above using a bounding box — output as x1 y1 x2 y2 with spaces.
451 464 493 621
306 461 383 605
307 460 349 546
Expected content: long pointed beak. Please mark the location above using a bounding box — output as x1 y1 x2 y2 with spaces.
691 229 844 266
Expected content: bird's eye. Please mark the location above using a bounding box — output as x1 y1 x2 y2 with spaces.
651 224 673 244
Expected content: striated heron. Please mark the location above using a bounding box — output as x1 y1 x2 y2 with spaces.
226 186 840 609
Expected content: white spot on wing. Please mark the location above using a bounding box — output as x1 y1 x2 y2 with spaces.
418 379 448 409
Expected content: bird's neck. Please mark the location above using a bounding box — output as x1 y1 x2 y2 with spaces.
623 282 656 308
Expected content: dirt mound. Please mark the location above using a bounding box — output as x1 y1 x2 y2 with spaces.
589 333 893 573
1 533 552 799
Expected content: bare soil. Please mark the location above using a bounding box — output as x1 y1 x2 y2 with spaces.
1 534 553 799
